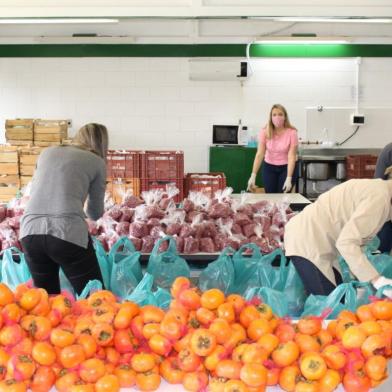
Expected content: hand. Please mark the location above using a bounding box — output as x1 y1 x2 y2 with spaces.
282 177 293 193
247 173 257 191
372 276 392 298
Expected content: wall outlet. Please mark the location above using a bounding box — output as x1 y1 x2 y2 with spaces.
351 114 365 125
67 119 72 128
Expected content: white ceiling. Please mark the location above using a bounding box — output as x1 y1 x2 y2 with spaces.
1 1 392 44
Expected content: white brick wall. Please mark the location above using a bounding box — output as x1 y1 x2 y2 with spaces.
0 57 391 172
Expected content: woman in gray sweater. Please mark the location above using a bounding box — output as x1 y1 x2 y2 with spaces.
20 123 108 295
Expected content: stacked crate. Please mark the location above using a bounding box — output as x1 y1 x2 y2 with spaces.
106 150 140 203
346 155 378 179
184 172 226 198
5 119 34 146
0 146 20 202
140 150 184 203
19 147 43 187
33 120 68 147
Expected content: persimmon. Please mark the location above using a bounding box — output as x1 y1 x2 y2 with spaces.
69 383 95 392
342 325 367 349
51 294 73 317
0 379 27 392
0 324 24 346
294 380 319 392
240 305 265 328
279 365 302 392
364 355 387 381
275 322 297 343
55 370 79 392
50 328 75 348
160 357 185 384
335 319 357 340
59 344 86 369
87 290 116 307
318 369 341 392
7 354 36 380
224 380 249 392
299 352 327 381
92 323 114 347
226 294 246 315
77 334 97 358
113 364 136 388
247 318 272 341
371 300 392 320
113 301 139 330
356 304 376 322
177 348 202 372
105 347 121 366
200 289 225 310
142 322 161 340
209 377 228 392
171 277 191 298
209 318 232 345
337 310 359 323
92 304 116 324
224 323 247 351
19 288 41 311
241 344 269 364
190 328 217 356
257 333 280 354
140 305 165 324
295 333 321 353
272 341 300 367
148 333 172 356
131 353 156 373
114 328 139 354
266 366 280 386
297 317 322 335
215 359 242 380
178 288 201 310
2 303 25 324
135 370 161 391
30 289 50 316
217 302 236 323
0 283 14 306
74 318 94 338
361 334 388 358
315 330 333 349
240 362 268 388
30 366 56 392
160 316 185 341
79 358 106 383
11 337 33 356
182 371 209 391
196 307 216 326
29 316 52 341
343 369 371 392
204 345 227 371
32 341 56 366
173 332 192 353
95 374 120 392
321 344 347 370
359 320 382 336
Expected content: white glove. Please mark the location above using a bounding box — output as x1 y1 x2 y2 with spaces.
372 276 392 298
247 173 257 191
282 177 293 193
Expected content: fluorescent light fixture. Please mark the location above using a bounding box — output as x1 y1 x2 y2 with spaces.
255 36 350 44
0 18 119 24
272 17 392 24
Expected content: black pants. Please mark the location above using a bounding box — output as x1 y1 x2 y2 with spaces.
377 221 392 254
290 255 343 296
261 161 299 193
21 235 103 295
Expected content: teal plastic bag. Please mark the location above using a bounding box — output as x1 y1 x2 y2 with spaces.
367 252 392 279
232 243 264 295
1 247 31 290
125 273 171 309
198 247 235 294
76 279 103 300
302 281 374 319
244 286 289 318
375 284 392 298
146 236 190 289
93 238 112 289
59 269 75 295
108 237 143 282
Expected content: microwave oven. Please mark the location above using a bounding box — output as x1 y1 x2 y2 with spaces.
212 124 248 145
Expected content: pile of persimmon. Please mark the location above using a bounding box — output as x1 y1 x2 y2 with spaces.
0 278 391 392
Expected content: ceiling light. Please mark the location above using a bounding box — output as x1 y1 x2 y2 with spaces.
255 36 350 44
272 17 392 24
0 18 119 24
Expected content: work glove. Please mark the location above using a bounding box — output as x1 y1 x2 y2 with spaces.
247 173 257 191
372 276 392 299
282 176 292 193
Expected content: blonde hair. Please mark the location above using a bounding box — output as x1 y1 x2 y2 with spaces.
71 123 109 159
265 104 295 139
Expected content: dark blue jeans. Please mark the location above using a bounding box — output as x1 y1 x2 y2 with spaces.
377 221 392 254
261 161 299 193
290 255 343 296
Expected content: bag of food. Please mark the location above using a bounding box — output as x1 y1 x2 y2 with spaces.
1 247 31 290
244 287 289 318
93 237 112 289
198 247 235 294
146 236 190 289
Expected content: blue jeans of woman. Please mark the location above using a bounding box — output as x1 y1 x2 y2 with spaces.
261 160 299 193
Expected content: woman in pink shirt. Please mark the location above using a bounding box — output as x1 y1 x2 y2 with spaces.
248 104 299 193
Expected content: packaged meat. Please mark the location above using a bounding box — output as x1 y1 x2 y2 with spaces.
208 203 232 219
141 236 155 253
129 236 142 251
174 235 184 253
122 194 144 208
150 225 165 238
232 223 243 235
243 223 256 238
115 222 130 236
119 207 133 222
129 221 149 238
233 212 251 226
183 236 200 254
200 237 216 253
179 224 194 238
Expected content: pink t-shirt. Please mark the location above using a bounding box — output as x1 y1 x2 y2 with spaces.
259 127 298 165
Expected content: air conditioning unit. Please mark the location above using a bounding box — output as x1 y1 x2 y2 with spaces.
189 59 248 81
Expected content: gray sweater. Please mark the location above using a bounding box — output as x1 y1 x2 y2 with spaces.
20 145 106 248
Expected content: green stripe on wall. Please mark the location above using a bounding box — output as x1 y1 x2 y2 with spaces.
1 44 392 57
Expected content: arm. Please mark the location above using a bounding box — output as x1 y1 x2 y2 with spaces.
286 143 297 178
86 161 106 221
335 197 388 282
251 141 266 175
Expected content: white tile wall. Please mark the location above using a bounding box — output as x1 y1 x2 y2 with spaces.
0 57 391 172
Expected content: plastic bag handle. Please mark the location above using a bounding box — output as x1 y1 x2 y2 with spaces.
108 236 136 258
0 246 24 257
235 242 263 260
151 235 177 256
220 246 235 258
262 248 287 268
376 284 392 298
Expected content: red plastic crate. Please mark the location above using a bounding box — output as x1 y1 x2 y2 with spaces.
107 150 140 179
140 150 184 180
346 155 378 179
140 178 184 203
184 172 226 197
